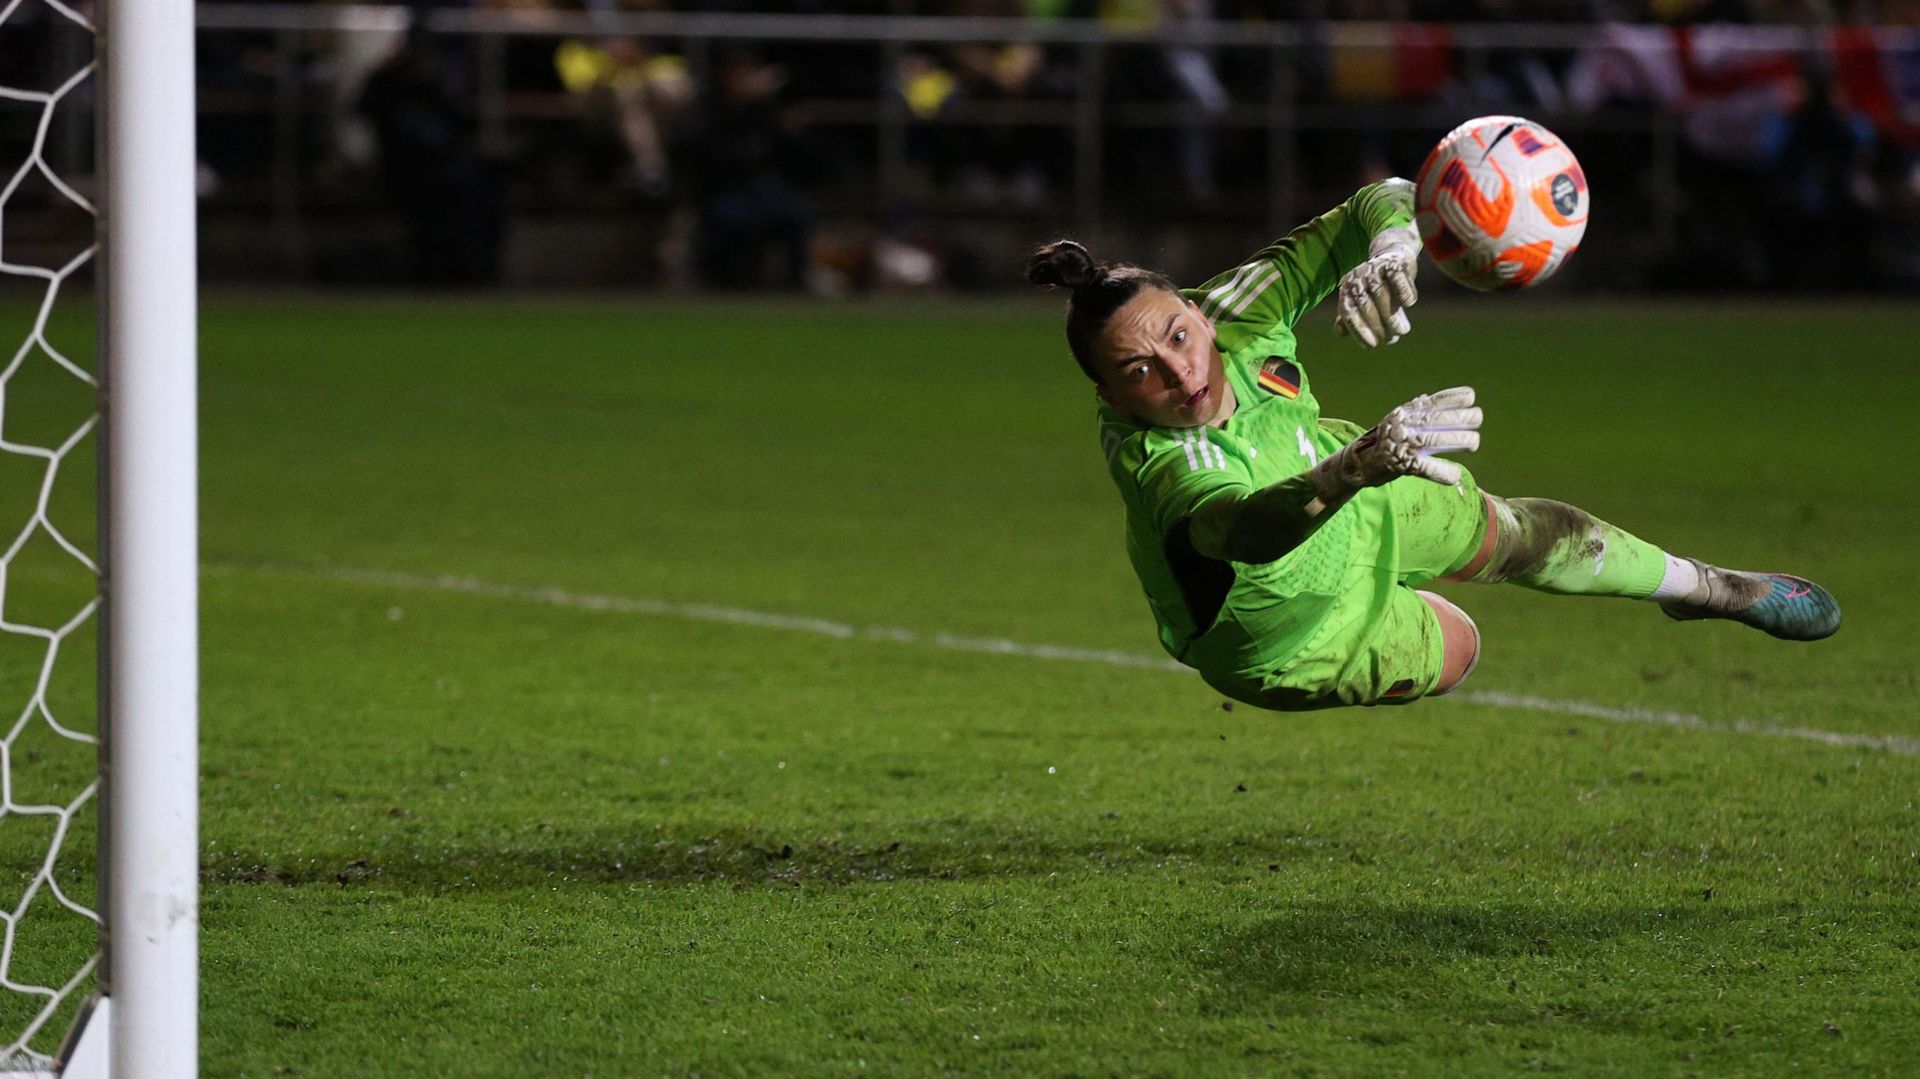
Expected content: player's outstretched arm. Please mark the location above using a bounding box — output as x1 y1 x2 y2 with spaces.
1189 387 1481 563
1194 178 1414 338
1333 222 1421 348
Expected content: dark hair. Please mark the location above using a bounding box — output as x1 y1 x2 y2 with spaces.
1026 240 1178 382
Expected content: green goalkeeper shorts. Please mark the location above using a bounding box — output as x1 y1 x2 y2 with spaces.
1203 466 1489 710
1387 463 1492 587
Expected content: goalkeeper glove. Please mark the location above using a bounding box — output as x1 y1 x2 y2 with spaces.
1334 223 1421 348
1310 386 1481 502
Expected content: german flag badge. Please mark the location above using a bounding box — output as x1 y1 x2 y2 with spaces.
1258 357 1302 399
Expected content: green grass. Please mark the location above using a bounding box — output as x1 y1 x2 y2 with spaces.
6 294 1920 1074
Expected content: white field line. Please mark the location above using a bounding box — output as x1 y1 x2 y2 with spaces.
1457 692 1920 757
210 562 1920 758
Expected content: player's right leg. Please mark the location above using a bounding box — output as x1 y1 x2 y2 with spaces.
1449 493 1842 642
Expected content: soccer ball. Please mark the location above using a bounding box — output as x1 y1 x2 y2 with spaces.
1414 115 1589 291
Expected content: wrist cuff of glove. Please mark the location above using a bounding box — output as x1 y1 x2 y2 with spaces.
1307 443 1366 507
1369 222 1421 262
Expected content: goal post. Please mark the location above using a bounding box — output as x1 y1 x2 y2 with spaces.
47 0 200 1069
93 0 201 1067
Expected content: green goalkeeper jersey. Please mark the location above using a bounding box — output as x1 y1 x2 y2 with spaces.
1097 179 1418 689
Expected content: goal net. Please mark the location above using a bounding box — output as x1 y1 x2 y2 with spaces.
0 0 105 1070
0 0 197 1070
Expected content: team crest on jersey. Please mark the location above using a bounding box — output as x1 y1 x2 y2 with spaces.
1258 357 1302 399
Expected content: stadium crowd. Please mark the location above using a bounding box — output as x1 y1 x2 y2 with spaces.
179 0 1920 290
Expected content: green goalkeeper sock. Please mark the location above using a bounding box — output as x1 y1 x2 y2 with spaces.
1471 496 1672 599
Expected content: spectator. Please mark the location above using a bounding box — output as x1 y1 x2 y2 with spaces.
1161 0 1231 199
686 49 815 289
554 37 695 196
356 28 507 285
1760 64 1880 288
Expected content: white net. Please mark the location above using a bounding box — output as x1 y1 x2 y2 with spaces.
0 0 101 1070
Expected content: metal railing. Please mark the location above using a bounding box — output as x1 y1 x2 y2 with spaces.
186 6 1913 280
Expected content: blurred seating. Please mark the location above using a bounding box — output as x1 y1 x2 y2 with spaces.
170 2 1920 291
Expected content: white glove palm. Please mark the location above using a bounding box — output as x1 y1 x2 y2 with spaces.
1334 223 1421 348
1312 386 1482 500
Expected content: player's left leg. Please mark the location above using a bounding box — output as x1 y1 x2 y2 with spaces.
1417 590 1479 695
1444 493 1842 641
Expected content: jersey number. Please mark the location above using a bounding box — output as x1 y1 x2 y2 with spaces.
1295 426 1319 465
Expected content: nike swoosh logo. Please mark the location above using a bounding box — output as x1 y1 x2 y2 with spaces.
1481 122 1518 162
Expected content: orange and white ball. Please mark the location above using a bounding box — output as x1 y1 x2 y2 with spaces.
1414 115 1589 291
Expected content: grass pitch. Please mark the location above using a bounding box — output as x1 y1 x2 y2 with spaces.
8 293 1920 1074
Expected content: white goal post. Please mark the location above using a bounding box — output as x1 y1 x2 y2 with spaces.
27 0 200 1071
94 0 201 1066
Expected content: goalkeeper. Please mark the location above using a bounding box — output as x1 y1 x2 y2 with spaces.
1027 178 1841 711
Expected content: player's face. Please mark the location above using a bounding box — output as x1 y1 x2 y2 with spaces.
1092 288 1229 428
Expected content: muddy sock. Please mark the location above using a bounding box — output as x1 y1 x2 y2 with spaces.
1470 496 1670 599
1670 556 1774 612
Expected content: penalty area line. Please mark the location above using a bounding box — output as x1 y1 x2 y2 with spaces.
207 563 1185 673
210 562 1920 758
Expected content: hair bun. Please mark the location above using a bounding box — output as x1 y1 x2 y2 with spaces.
1027 240 1098 291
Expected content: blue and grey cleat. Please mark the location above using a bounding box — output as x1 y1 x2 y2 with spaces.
1660 562 1842 641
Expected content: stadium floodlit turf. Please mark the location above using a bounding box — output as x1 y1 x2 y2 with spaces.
4 294 1919 1073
